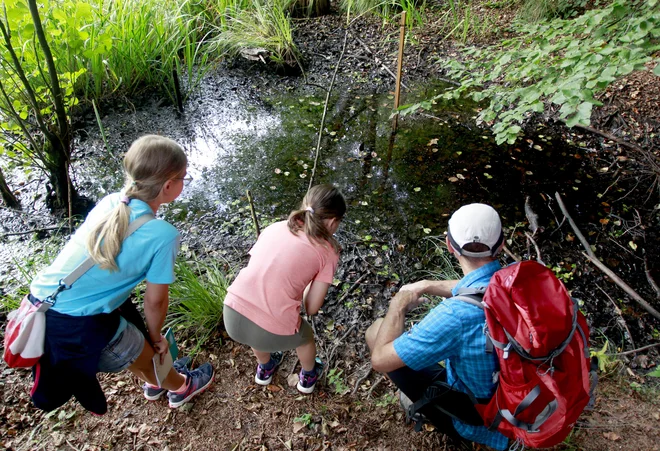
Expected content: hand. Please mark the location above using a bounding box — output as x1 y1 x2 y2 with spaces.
392 289 428 314
399 281 429 297
153 335 168 364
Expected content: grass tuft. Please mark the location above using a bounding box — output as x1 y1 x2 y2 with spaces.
166 257 232 354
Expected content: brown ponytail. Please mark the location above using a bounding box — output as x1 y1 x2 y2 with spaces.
287 184 346 254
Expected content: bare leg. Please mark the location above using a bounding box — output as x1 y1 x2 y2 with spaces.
296 340 316 372
128 339 186 390
252 348 271 365
365 318 384 353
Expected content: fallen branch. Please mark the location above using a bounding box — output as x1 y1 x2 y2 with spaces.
367 374 387 398
583 252 660 321
326 323 358 374
644 255 660 299
525 231 543 265
595 284 635 351
607 342 660 357
556 192 660 321
502 245 521 262
1 225 72 238
333 273 368 306
352 364 372 396
568 122 646 153
554 192 595 259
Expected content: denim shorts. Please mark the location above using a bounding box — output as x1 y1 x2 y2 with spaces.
97 320 145 373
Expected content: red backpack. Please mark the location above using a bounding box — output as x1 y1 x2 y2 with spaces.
457 261 594 448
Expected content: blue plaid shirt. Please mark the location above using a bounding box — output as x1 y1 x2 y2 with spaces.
393 260 508 450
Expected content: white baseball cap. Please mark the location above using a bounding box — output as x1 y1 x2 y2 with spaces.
447 203 503 258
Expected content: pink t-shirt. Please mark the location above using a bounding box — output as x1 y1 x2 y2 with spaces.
225 220 339 335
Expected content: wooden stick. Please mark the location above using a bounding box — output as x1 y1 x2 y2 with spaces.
308 28 350 190
352 365 372 396
556 192 660 320
644 255 660 299
502 245 521 262
554 192 595 259
595 284 635 351
582 252 660 321
391 11 407 132
333 273 368 306
525 231 543 265
245 190 260 238
607 342 660 357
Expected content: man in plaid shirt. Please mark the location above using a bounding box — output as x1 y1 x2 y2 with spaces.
366 204 508 450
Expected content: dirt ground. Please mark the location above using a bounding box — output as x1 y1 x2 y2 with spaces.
2 3 660 451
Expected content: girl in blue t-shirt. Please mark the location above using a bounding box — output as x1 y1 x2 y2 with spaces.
29 135 213 413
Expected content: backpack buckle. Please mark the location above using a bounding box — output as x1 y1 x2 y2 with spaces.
503 343 512 359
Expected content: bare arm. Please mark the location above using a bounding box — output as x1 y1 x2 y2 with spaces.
143 282 170 358
371 290 426 373
303 280 330 316
400 279 459 298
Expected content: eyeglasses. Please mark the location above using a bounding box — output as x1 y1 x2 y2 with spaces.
175 175 194 187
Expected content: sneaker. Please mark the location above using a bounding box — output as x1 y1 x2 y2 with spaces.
142 356 192 401
167 362 214 408
254 351 284 385
296 358 323 394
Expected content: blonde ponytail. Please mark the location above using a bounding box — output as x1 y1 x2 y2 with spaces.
287 184 346 254
85 135 187 271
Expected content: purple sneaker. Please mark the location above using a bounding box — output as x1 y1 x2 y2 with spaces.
297 358 324 394
254 352 284 385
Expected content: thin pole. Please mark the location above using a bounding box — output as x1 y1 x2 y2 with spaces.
391 11 407 132
246 190 260 239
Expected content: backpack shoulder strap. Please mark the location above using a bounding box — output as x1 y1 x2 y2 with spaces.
454 287 485 309
46 213 155 304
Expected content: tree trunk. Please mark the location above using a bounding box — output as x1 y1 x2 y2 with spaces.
0 166 20 209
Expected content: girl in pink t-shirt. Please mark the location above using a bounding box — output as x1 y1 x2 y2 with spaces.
223 184 346 393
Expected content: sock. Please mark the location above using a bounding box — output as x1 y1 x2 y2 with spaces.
171 376 189 394
260 358 276 371
302 367 316 376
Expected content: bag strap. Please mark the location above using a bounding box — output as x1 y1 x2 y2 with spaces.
43 213 155 306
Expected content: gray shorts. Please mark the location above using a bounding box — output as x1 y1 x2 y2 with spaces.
223 305 313 352
97 320 145 373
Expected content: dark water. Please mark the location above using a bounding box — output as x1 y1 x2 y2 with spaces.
147 76 597 247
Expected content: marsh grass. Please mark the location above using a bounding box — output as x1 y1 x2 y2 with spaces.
339 0 427 28
214 0 301 68
166 257 232 354
434 0 494 43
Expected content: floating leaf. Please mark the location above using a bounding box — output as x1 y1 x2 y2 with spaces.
484 173 493 179
414 187 421 192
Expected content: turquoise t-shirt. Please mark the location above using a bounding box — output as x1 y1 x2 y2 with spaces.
30 193 180 318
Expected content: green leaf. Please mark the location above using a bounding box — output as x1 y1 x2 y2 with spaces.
654 62 660 76
648 367 660 377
